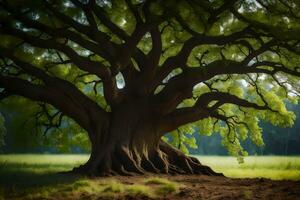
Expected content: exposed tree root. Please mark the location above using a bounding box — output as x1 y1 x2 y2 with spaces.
71 140 222 177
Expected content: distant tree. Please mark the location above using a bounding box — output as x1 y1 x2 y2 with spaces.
0 96 90 153
1 0 300 176
259 102 300 155
190 102 300 156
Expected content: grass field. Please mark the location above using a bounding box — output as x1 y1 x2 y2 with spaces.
1 155 300 181
198 156 300 181
0 155 299 199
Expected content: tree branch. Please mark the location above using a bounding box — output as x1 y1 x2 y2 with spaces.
160 91 268 133
152 26 254 91
0 24 111 79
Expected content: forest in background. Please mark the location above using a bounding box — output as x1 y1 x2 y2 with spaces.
192 102 300 155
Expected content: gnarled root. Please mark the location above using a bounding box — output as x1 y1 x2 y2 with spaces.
70 140 223 177
159 141 222 176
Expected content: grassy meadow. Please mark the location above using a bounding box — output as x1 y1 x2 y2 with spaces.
0 154 299 199
198 156 300 181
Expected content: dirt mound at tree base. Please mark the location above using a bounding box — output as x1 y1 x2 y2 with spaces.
168 175 300 200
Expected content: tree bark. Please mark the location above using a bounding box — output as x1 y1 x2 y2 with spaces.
71 99 221 176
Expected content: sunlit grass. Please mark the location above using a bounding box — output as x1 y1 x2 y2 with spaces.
0 154 88 166
0 154 88 174
197 156 300 180
0 155 300 181
144 177 180 196
126 184 154 197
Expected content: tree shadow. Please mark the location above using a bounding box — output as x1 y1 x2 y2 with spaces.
0 162 81 189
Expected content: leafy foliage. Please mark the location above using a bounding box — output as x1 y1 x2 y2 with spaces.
0 97 89 153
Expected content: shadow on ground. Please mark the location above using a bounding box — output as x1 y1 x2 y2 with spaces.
0 162 80 188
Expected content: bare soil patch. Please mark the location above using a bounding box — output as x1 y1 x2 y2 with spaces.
96 175 300 200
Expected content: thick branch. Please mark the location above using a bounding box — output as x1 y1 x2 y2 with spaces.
161 91 268 133
0 76 92 130
93 5 128 40
0 51 109 132
0 25 111 79
0 2 116 60
152 26 253 91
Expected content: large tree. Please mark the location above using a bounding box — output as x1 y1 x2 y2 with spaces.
1 0 300 176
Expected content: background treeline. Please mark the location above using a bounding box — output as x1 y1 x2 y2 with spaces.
190 102 300 155
0 97 299 155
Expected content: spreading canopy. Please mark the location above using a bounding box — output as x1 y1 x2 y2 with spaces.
1 0 300 160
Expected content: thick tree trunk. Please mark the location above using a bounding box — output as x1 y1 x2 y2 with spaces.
72 100 221 176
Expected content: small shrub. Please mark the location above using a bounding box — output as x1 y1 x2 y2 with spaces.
73 180 91 188
156 183 178 196
102 181 124 193
144 177 179 195
126 185 153 197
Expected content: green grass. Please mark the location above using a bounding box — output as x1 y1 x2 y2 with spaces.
126 184 154 197
197 156 300 181
0 154 299 199
0 154 88 188
144 177 180 196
